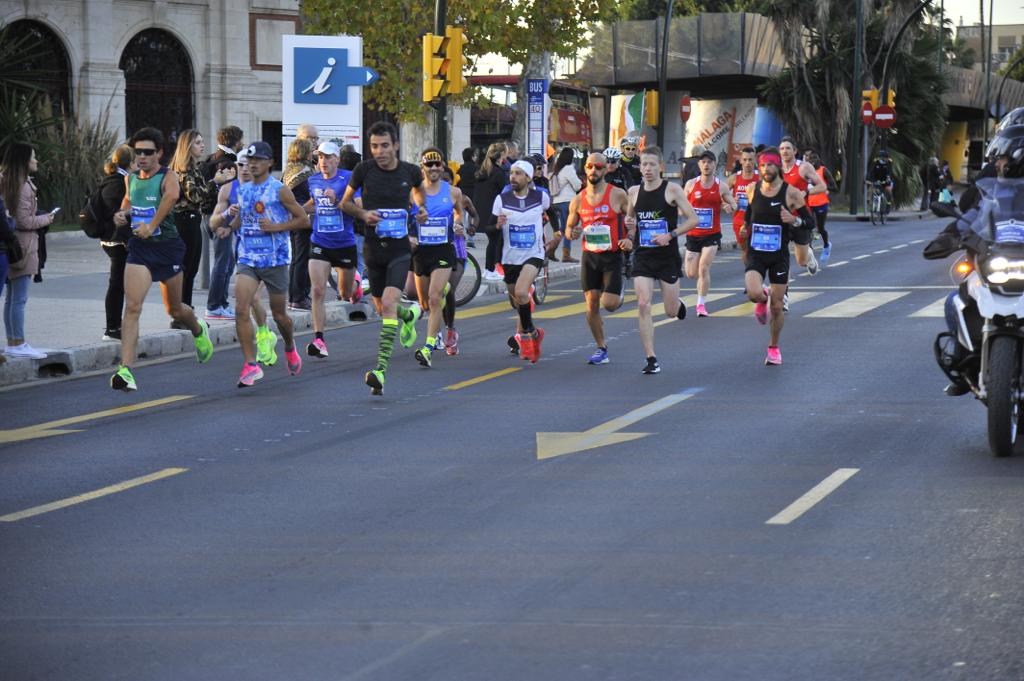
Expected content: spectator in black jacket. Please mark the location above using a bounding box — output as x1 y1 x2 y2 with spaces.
98 144 136 341
472 142 509 280
457 147 479 247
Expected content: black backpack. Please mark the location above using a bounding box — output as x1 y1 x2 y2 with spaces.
79 175 121 240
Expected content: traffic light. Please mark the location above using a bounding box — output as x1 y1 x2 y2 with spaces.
862 88 879 109
422 32 448 102
444 26 468 94
885 88 896 108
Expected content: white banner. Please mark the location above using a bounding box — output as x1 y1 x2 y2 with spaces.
683 99 757 171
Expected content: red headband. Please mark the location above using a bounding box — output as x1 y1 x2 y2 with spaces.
759 152 782 167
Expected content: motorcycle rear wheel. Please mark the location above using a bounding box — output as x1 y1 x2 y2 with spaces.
986 335 1022 457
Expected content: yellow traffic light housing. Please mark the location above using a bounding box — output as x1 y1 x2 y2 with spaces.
444 26 468 94
862 88 879 110
422 32 449 102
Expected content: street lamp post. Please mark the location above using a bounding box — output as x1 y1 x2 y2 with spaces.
657 0 675 148
879 0 933 149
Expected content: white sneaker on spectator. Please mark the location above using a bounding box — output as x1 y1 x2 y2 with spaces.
484 270 503 281
6 343 47 359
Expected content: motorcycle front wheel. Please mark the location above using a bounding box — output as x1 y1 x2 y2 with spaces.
986 335 1022 457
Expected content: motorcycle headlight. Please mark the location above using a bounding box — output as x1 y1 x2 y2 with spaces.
981 254 1024 291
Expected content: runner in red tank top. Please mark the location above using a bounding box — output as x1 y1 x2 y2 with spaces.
777 136 823 283
566 151 633 364
726 146 759 264
683 150 736 316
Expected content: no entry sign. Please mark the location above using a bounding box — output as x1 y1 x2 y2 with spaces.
874 105 896 128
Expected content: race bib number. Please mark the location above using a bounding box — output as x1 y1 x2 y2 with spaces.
583 224 612 252
375 208 408 239
130 206 160 237
695 207 714 230
508 223 537 249
750 223 783 252
995 220 1024 244
638 219 668 248
316 197 342 233
241 227 273 254
736 190 749 211
418 216 449 245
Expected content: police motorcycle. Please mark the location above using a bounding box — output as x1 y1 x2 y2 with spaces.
925 123 1024 456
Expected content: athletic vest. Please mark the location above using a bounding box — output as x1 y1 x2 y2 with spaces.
236 176 292 268
747 181 791 254
687 176 722 236
633 180 679 251
308 171 355 248
807 166 830 208
128 168 177 241
732 171 759 229
783 160 809 194
419 181 455 246
577 184 622 253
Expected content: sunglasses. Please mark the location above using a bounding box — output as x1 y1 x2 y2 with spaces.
133 147 157 156
621 146 637 152
585 163 606 170
422 161 444 168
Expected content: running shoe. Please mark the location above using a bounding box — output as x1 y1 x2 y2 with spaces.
642 357 661 375
806 254 819 275
782 292 790 313
257 327 278 366
102 329 121 342
205 306 235 320
399 303 421 348
285 348 302 376
414 346 432 368
194 319 214 363
765 346 782 366
365 369 385 395
820 242 832 264
444 328 459 356
110 364 137 391
483 270 503 282
5 343 47 359
696 303 710 317
530 328 544 363
507 334 520 356
307 338 329 358
350 284 363 303
238 362 264 387
515 332 534 361
754 287 769 325
676 301 687 320
588 347 609 365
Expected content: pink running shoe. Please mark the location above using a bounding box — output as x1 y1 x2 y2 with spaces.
696 303 710 317
754 287 769 325
444 328 459 356
765 346 782 366
286 348 302 375
307 337 329 358
237 363 264 388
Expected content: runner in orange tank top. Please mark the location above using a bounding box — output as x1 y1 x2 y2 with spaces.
683 150 736 317
726 146 759 265
804 148 838 265
778 136 823 279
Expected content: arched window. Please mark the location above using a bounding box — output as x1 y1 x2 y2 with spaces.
119 29 194 151
5 20 72 115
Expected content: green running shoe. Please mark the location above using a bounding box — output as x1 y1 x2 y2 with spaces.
365 369 385 395
257 326 278 366
194 319 214 363
414 345 432 368
399 303 421 348
110 365 137 392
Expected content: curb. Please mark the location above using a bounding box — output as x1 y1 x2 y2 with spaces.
0 300 377 388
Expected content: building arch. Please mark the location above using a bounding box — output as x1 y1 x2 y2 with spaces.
118 27 194 149
5 19 73 115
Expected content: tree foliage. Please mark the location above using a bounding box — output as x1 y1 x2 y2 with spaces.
1000 45 1024 82
611 0 764 21
301 0 617 123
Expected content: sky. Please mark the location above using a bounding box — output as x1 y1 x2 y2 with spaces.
943 0 1024 26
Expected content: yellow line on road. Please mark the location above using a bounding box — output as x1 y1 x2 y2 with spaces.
457 295 569 320
805 291 909 318
0 395 195 444
766 468 859 525
533 295 637 320
910 296 948 318
609 293 732 319
0 468 189 522
714 291 821 317
443 367 521 391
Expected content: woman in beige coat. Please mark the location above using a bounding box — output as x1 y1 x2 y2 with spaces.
1 142 55 359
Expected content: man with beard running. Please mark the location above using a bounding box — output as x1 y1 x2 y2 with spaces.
683 150 736 317
626 146 699 374
565 152 632 365
740 147 813 366
778 136 822 276
726 146 759 264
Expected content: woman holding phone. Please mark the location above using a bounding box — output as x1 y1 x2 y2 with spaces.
0 142 54 359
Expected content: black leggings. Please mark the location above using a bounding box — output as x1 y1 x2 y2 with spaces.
812 206 830 246
102 243 127 332
175 210 203 307
483 222 503 272
443 258 465 328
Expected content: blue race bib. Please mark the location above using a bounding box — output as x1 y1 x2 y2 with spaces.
418 216 449 245
316 197 342 233
130 206 161 237
737 191 749 210
695 207 714 229
508 224 537 249
638 218 669 248
751 223 782 252
375 208 409 239
241 226 273 254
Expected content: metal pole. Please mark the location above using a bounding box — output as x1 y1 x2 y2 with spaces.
937 0 944 69
849 0 865 215
434 0 448 156
880 0 933 148
996 55 1024 122
658 0 674 148
983 0 993 151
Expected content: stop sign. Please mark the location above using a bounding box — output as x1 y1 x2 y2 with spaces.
874 104 896 128
861 101 874 125
680 95 691 123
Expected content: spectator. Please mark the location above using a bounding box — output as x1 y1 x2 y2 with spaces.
338 148 365 289
199 125 243 180
98 144 137 340
1 142 54 359
920 156 941 211
941 159 953 188
284 136 315 310
0 194 19 365
200 125 244 320
549 146 581 263
458 148 479 247
504 140 520 166
681 144 704 184
472 142 509 280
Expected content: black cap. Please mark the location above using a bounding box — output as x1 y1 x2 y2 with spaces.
244 141 274 160
699 150 716 161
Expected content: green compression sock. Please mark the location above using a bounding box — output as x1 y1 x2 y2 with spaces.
376 319 399 372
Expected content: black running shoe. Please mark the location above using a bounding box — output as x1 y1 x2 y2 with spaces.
507 335 520 355
642 357 661 375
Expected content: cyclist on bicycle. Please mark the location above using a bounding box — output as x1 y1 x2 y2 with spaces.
868 149 895 212
604 148 639 190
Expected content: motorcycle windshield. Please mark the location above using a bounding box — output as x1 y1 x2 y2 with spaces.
967 176 1024 244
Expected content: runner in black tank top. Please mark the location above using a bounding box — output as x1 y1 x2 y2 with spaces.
626 147 699 374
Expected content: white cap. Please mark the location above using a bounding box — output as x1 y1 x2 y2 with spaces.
317 141 340 156
511 160 534 177
236 148 249 163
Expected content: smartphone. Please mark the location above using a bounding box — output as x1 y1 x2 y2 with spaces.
50 207 61 215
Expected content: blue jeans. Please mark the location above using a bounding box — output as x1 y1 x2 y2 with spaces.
4 273 30 342
0 252 7 302
554 201 572 249
355 233 365 276
207 235 236 310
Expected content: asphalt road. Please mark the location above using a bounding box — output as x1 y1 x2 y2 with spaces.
3 216 1023 680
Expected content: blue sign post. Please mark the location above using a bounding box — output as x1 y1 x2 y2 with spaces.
526 79 548 159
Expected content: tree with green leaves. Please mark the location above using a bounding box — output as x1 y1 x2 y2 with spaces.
1000 45 1024 82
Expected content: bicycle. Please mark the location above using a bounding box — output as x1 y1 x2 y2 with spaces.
867 181 889 225
532 258 550 305
454 251 482 308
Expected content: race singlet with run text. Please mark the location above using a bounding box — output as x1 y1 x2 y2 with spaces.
130 206 161 237
638 218 668 248
750 223 782 252
417 216 449 245
376 208 409 239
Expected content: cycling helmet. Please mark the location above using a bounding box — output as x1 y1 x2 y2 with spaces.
620 136 639 147
603 147 622 161
988 107 1024 177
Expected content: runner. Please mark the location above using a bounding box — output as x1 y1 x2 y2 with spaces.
341 121 428 395
412 148 467 368
303 141 357 359
565 152 632 364
441 180 478 356
109 127 213 391
725 146 759 265
494 160 555 363
804 148 838 264
209 148 279 366
740 147 812 366
626 146 699 374
226 141 308 387
683 150 737 317
778 136 822 276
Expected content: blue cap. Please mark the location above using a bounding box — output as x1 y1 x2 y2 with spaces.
245 141 274 160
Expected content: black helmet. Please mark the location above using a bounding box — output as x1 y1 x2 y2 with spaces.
987 107 1024 177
